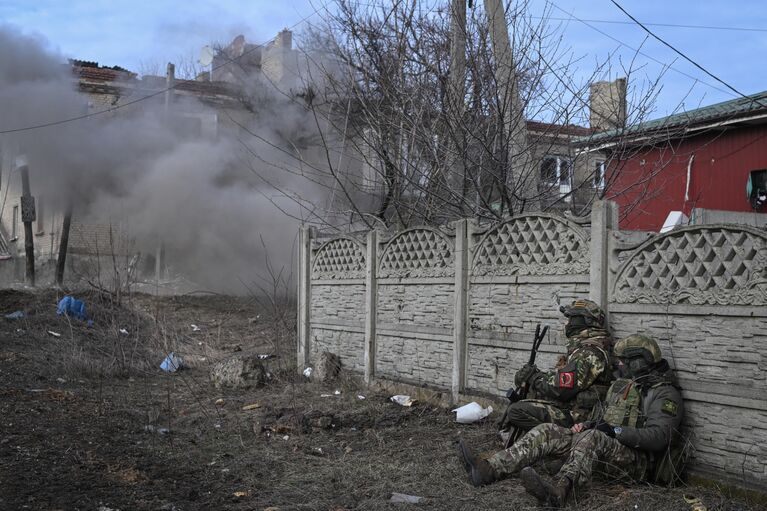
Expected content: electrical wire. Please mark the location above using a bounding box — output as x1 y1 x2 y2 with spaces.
609 0 764 107
539 16 767 34
544 0 735 98
0 2 328 135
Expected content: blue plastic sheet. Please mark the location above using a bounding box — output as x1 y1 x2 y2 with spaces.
56 296 87 321
160 352 183 373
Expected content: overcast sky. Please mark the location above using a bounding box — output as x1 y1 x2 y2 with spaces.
2 0 766 120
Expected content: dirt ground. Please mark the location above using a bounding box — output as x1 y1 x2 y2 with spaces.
0 289 761 511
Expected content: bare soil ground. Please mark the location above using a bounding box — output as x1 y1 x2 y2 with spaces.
0 289 761 511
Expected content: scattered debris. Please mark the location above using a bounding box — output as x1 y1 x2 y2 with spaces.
258 354 272 360
390 493 424 504
282 435 290 441
144 425 170 435
4 311 24 319
119 328 129 335
241 403 261 411
390 395 415 407
334 390 341 395
233 491 251 498
210 354 271 388
56 296 87 321
56 378 66 384
357 395 366 400
313 351 341 382
452 402 493 424
320 394 334 398
311 447 324 456
160 352 183 373
47 330 61 338
303 367 313 378
214 398 225 406
191 324 201 332
684 495 708 511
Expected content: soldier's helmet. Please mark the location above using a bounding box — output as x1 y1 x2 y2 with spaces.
614 334 662 364
559 299 605 329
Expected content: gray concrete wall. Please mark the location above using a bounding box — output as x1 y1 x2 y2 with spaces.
300 205 767 491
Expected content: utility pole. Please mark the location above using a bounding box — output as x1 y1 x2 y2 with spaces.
483 0 531 214
155 62 175 292
15 156 35 286
449 0 468 212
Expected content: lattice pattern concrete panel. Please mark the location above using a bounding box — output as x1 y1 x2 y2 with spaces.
473 214 589 276
379 228 454 278
312 238 365 280
613 226 767 305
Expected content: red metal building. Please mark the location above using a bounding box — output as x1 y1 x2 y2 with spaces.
582 92 767 231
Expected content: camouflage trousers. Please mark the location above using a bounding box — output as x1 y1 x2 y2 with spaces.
501 399 573 431
488 423 648 487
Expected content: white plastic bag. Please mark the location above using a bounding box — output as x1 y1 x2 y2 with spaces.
452 402 493 424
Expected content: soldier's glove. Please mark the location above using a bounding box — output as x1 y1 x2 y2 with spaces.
594 421 616 438
514 363 539 388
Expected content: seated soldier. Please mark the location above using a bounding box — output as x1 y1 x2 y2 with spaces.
459 334 685 508
498 299 613 435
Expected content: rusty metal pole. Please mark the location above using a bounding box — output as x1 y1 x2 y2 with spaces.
15 157 35 287
55 202 73 287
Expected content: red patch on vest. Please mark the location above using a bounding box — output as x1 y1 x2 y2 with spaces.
558 371 575 389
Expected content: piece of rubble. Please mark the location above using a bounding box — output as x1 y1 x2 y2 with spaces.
312 352 341 383
390 493 424 504
210 354 270 388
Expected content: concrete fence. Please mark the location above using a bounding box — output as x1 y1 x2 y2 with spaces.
297 201 767 490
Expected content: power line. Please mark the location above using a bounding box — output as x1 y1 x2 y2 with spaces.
0 3 327 135
609 0 763 107
539 16 767 34
544 0 735 98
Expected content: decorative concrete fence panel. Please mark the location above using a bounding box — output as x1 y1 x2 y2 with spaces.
466 213 592 395
375 227 456 388
306 235 367 372
608 224 767 489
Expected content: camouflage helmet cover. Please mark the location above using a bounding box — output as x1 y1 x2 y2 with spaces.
614 334 662 364
559 299 605 328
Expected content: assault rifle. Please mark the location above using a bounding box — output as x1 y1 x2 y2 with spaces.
503 323 549 449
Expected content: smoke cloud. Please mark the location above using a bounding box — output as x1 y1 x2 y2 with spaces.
0 23 332 293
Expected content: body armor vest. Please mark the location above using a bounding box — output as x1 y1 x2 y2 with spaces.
603 379 644 428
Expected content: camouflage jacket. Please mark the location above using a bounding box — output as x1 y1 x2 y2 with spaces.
600 365 685 453
528 328 613 417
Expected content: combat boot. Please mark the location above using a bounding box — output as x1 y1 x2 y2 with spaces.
519 467 571 508
456 439 498 487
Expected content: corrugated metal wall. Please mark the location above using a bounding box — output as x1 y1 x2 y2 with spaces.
607 124 767 230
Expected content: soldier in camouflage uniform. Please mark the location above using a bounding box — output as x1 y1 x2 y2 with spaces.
498 299 613 433
458 334 685 508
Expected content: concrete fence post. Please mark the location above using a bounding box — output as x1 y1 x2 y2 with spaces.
589 200 618 313
364 229 378 383
452 219 469 402
297 226 312 371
